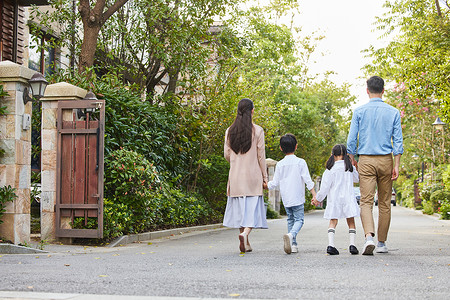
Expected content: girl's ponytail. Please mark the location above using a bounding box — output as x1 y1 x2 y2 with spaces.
344 152 353 172
327 144 354 172
326 155 335 170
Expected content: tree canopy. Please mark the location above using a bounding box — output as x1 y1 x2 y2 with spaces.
364 0 450 121
32 0 356 194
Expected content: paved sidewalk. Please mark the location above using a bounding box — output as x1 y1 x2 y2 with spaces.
1 207 448 299
4 224 229 255
0 291 258 300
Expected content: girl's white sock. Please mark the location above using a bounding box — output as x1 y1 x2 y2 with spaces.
349 229 356 246
328 228 336 247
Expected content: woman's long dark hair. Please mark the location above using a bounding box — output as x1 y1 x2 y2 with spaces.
228 98 254 154
326 144 353 172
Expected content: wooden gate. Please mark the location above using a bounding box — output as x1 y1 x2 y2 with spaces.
55 99 105 238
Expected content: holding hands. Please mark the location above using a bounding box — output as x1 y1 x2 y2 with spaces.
311 196 320 207
310 189 320 206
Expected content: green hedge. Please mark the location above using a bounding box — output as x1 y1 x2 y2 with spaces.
102 149 220 239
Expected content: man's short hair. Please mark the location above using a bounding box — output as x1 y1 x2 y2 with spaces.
280 134 297 154
367 76 384 94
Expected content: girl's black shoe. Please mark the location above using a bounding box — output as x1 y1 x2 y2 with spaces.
349 245 359 255
327 246 339 255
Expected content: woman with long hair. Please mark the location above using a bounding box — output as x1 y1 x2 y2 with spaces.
223 98 268 253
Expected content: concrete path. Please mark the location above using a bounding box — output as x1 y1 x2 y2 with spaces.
0 206 448 299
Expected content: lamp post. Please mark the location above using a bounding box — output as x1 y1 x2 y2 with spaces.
412 154 422 181
432 117 446 164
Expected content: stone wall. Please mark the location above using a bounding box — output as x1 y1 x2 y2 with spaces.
0 60 35 244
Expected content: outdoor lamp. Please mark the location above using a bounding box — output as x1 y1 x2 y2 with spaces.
23 72 48 104
77 91 98 119
432 117 446 131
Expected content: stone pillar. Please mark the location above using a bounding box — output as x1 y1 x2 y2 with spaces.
39 82 87 241
0 61 36 244
266 158 280 213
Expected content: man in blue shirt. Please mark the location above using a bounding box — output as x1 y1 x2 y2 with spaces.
347 76 403 255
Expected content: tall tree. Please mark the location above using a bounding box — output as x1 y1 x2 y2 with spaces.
364 0 450 121
97 0 238 102
78 0 130 73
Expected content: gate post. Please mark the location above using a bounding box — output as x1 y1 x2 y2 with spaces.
266 158 280 213
0 61 36 244
40 83 87 241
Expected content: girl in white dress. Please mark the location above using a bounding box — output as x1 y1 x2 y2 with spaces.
313 144 360 255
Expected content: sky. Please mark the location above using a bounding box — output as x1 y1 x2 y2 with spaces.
294 0 390 107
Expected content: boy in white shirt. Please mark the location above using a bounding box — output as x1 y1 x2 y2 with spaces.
267 134 317 254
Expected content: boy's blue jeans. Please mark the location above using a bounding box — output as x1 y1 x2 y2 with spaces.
285 204 305 246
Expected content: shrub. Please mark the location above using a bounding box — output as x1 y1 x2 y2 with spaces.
422 200 434 215
0 83 10 158
430 189 450 214
196 155 229 212
103 148 161 235
439 200 450 220
102 148 220 240
0 185 17 224
103 199 133 239
266 204 279 219
443 164 450 190
419 183 434 202
154 187 220 228
398 178 415 208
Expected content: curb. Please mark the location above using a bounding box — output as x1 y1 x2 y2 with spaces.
107 223 226 247
407 207 448 221
0 243 49 254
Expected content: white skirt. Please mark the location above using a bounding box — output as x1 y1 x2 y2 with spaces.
223 195 268 229
324 198 360 220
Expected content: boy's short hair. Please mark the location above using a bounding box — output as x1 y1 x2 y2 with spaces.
280 134 297 154
367 76 384 93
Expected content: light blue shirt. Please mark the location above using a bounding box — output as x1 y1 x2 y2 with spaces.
347 98 404 156
267 155 315 207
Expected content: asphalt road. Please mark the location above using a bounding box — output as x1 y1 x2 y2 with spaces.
0 206 448 299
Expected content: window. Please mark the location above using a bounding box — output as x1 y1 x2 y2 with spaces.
28 31 58 75
0 0 26 63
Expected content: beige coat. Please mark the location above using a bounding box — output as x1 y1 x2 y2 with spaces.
224 124 268 197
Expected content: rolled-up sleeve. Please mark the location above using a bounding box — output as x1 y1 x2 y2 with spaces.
392 111 404 156
347 111 359 155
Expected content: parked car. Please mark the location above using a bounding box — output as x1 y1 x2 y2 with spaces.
353 187 361 205
374 188 396 206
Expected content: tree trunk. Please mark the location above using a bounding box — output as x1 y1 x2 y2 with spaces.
78 0 130 74
79 25 101 73
167 70 179 94
78 1 103 74
435 0 442 17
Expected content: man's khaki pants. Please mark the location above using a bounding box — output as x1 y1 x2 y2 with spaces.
359 155 393 242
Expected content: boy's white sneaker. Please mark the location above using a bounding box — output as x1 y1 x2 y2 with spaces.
283 233 293 254
291 245 298 253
